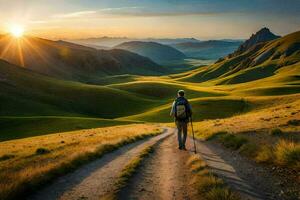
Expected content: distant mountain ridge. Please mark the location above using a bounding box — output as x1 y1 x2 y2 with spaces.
0 35 167 82
171 40 242 60
115 41 186 64
72 37 200 47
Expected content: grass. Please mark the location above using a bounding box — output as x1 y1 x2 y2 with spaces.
117 145 154 186
191 95 300 139
187 155 240 200
218 133 248 150
0 124 162 200
256 139 300 168
274 140 300 166
270 128 284 136
0 61 160 119
0 116 137 141
102 144 156 200
208 131 300 169
122 96 250 123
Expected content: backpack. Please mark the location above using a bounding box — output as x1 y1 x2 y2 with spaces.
175 97 190 120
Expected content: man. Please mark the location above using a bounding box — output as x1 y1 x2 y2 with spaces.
170 90 192 150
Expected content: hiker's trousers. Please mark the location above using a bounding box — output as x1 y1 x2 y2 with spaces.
176 121 188 148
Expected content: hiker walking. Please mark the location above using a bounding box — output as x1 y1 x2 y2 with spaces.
170 90 192 150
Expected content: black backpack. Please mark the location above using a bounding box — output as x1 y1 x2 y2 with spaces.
174 97 190 121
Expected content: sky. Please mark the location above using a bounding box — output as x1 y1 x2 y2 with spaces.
0 0 299 40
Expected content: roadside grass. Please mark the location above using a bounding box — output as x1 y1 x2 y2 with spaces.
270 128 284 136
218 133 248 150
187 155 240 200
256 139 300 168
207 131 300 169
194 96 300 170
207 131 248 151
0 124 162 200
117 145 154 187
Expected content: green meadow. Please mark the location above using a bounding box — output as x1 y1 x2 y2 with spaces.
0 31 300 141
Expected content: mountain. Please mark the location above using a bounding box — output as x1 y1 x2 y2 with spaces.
0 35 166 83
72 37 200 47
231 27 280 56
178 29 300 84
171 40 242 60
115 41 186 64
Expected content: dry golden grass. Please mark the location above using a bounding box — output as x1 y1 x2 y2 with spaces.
192 96 300 139
187 155 240 200
256 139 300 168
191 96 300 171
0 124 162 200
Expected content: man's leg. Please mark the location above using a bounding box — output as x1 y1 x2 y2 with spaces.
176 121 183 149
182 122 188 149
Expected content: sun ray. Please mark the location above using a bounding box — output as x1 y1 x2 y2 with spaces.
0 38 14 58
23 37 51 66
16 39 25 67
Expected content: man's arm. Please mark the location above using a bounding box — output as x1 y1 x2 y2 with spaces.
170 101 175 117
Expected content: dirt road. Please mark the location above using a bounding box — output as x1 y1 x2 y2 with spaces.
28 128 281 200
118 132 197 200
28 129 172 200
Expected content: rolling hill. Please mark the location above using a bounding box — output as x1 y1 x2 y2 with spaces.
1 28 299 141
171 40 242 60
114 41 186 64
0 35 167 82
0 59 162 118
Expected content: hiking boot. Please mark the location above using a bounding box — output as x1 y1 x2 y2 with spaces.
182 146 187 151
178 146 182 150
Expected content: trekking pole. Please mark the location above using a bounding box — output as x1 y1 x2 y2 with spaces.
190 116 197 154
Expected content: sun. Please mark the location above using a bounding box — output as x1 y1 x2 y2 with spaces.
9 24 25 38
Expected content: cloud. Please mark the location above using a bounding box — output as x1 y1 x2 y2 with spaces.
28 20 47 24
53 10 97 18
100 6 141 12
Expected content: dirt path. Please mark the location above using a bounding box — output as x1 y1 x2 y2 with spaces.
27 127 285 200
28 129 172 200
118 132 197 200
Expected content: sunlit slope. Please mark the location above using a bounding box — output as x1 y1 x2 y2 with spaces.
0 35 166 82
120 97 251 122
0 116 135 141
205 62 300 96
108 81 225 100
178 31 300 84
0 60 161 118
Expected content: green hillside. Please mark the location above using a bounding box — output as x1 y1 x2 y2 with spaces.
0 29 299 141
0 60 167 118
